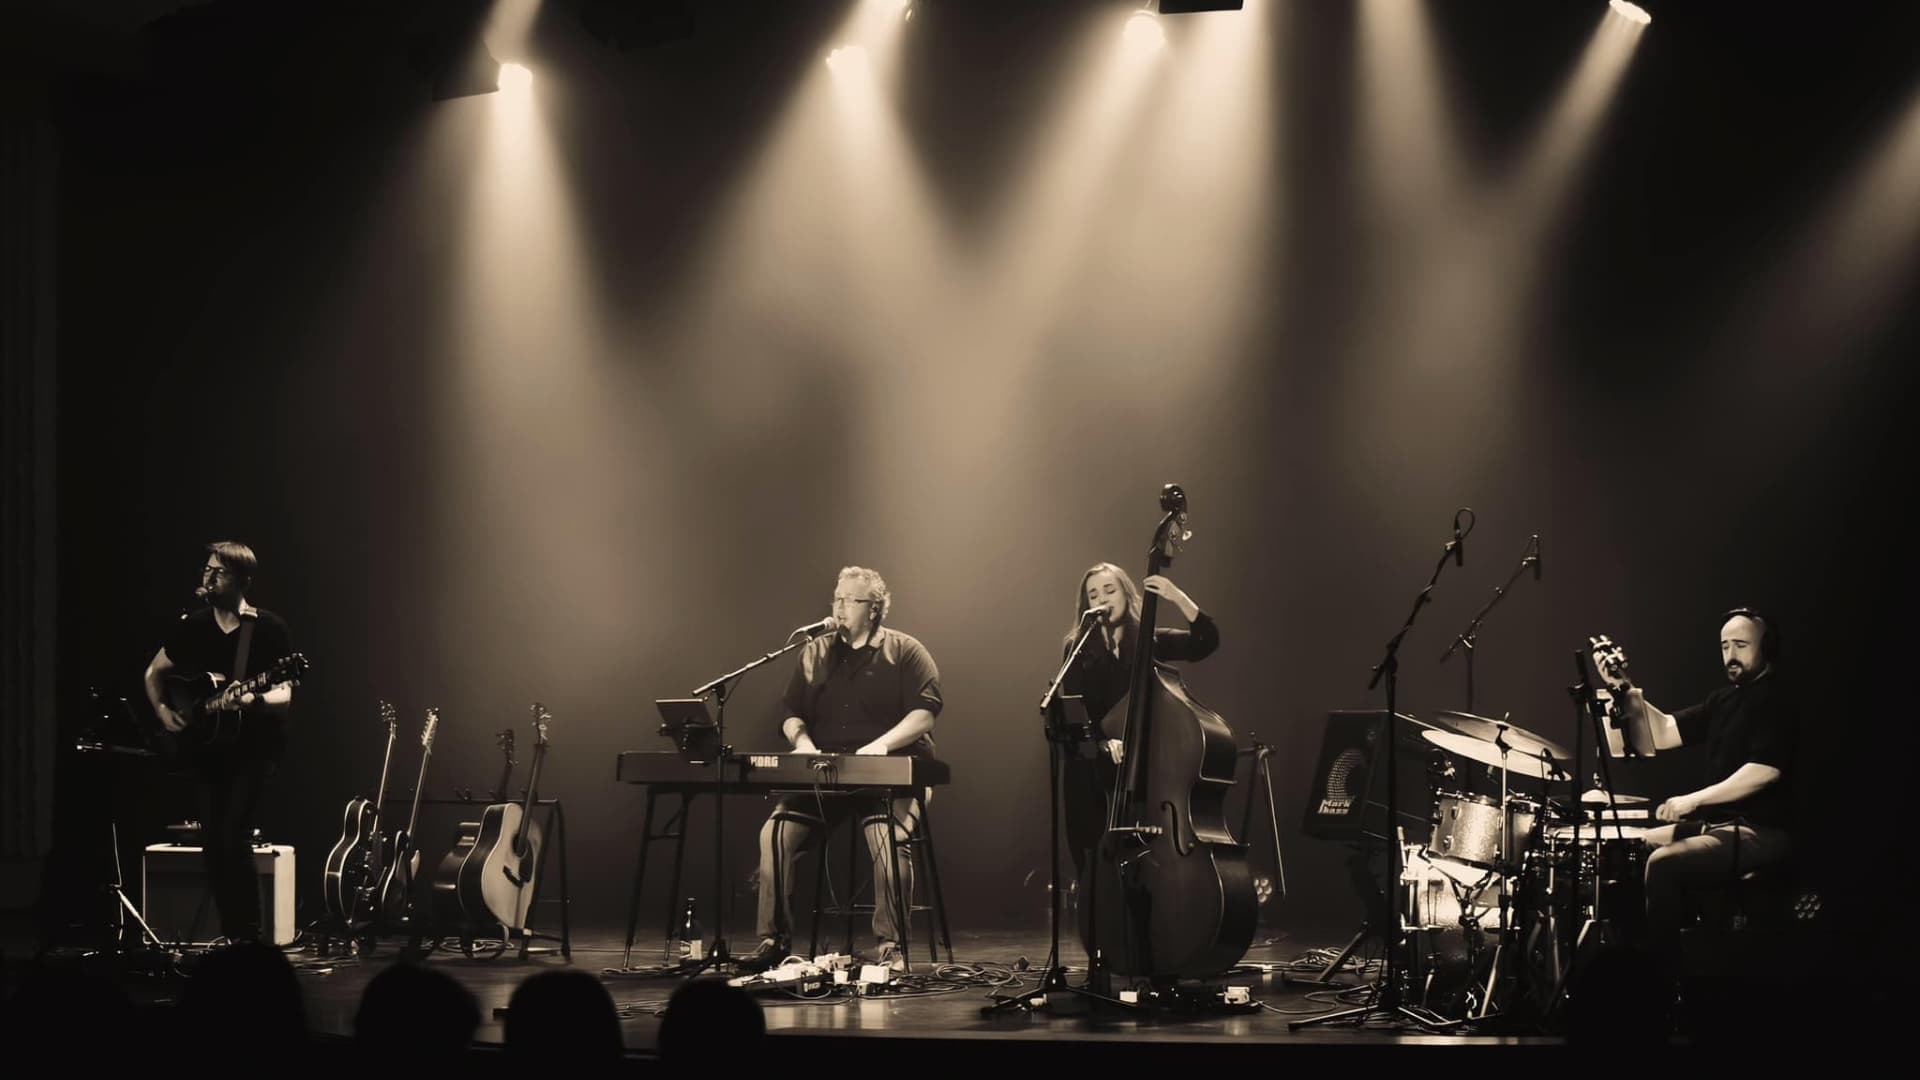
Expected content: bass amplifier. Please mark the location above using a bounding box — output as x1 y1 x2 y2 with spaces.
142 843 297 946
1300 711 1438 845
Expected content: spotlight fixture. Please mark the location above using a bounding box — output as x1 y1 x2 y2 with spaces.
498 62 532 95
1125 10 1166 50
1607 0 1652 25
1158 1 1244 12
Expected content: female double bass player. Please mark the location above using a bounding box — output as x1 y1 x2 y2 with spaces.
1058 563 1220 879
1075 485 1256 982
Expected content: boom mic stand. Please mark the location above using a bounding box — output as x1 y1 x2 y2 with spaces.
1440 535 1541 712
984 610 1129 1016
1293 509 1474 1033
663 624 826 978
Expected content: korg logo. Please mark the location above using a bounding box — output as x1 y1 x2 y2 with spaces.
1317 797 1353 815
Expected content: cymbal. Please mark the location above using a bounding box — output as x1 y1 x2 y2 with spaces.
1580 788 1650 806
1432 710 1570 764
1421 729 1569 781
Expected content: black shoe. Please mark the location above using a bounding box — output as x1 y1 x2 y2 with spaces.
741 938 787 972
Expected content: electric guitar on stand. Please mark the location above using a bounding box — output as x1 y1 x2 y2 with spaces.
322 701 400 924
375 709 440 926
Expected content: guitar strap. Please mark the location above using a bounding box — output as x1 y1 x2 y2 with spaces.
232 615 257 684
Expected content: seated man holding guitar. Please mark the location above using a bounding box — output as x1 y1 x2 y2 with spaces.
1594 609 1798 952
747 566 943 973
143 540 298 945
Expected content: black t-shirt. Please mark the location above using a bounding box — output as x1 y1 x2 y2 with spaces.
164 606 294 758
1060 612 1220 741
1672 667 1797 828
781 626 943 754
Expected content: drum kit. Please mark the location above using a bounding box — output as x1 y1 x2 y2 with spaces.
1396 709 1651 1019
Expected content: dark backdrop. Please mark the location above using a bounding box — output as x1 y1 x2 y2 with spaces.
36 0 1914 944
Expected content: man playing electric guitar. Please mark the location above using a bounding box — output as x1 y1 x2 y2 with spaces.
1593 609 1798 954
143 541 297 944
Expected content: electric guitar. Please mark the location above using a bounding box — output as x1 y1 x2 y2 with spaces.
161 652 309 748
322 701 399 923
375 709 439 922
431 728 517 929
457 703 551 932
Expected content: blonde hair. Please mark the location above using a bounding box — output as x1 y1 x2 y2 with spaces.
837 566 891 624
1063 562 1141 649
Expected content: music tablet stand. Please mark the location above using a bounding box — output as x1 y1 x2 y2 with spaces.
656 698 720 763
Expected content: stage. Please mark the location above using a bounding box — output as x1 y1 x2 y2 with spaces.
292 926 1557 1059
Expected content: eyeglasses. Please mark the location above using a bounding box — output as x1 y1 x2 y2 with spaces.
832 596 878 608
201 566 233 579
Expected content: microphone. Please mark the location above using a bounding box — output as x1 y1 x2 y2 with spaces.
793 615 841 639
1451 519 1465 567
194 583 211 600
1082 608 1105 625
1531 535 1542 582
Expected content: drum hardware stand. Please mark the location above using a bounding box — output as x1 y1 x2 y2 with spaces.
1292 509 1473 1034
1548 648 1632 1010
1469 730 1558 1021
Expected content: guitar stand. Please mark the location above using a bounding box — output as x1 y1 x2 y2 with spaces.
347 796 572 962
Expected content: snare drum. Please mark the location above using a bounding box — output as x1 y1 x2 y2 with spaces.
1429 791 1538 869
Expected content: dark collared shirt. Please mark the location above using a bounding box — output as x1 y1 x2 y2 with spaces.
1673 667 1797 828
781 626 943 754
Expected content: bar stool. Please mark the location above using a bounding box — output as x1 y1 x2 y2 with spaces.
805 788 952 970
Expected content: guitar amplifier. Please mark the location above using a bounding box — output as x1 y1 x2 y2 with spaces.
142 844 297 946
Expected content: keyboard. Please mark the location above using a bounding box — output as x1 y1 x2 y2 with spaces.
616 751 950 790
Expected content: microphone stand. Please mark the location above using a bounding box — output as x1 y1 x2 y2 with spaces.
680 626 827 976
1439 535 1540 713
985 612 1125 1016
1294 511 1473 1033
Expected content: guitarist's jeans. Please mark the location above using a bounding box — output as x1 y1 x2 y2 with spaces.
1643 822 1792 955
756 793 925 947
194 750 275 942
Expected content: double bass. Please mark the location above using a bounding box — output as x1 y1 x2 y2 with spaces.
1076 484 1256 979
